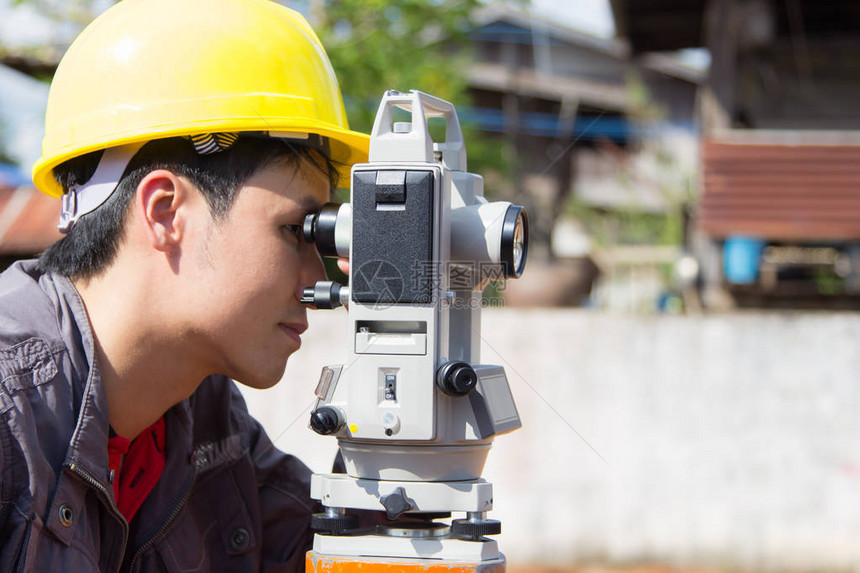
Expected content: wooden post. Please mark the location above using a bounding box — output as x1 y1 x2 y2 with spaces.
701 0 740 133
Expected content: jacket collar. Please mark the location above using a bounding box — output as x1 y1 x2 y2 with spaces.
36 267 112 482
39 268 199 491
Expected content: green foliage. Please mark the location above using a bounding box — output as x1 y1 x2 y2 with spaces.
316 0 511 190
565 197 683 247
625 71 667 124
812 267 843 296
461 127 513 190
560 72 692 255
0 117 15 164
316 0 479 133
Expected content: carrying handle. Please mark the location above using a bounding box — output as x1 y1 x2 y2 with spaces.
368 90 466 171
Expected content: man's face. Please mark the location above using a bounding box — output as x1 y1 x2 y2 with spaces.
183 157 330 388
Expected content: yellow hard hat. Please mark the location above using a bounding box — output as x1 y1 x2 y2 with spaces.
32 0 369 198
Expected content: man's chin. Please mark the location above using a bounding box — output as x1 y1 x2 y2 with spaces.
236 377 281 390
232 360 289 390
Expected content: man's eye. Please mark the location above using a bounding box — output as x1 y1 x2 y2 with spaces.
283 224 303 242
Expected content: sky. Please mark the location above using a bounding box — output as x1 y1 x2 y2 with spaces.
529 0 615 38
0 0 114 47
0 0 49 47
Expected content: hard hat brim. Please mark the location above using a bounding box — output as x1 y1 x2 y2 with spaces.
33 120 369 198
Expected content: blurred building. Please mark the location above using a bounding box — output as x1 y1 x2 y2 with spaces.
611 0 860 309
464 6 702 309
0 183 61 270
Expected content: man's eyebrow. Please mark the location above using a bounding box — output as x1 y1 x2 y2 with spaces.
299 196 324 213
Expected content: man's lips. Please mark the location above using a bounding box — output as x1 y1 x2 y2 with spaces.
279 322 308 346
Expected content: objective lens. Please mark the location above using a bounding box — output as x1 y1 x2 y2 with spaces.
501 206 529 278
513 215 525 271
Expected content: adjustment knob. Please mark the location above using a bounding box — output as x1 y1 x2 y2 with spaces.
310 512 359 534
379 487 415 520
436 361 478 396
309 406 345 435
451 518 501 539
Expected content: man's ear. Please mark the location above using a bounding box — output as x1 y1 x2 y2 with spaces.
135 170 192 252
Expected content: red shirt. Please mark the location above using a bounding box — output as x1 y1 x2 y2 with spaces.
107 417 166 522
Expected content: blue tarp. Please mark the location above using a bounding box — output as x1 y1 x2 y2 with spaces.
0 162 29 188
0 64 49 174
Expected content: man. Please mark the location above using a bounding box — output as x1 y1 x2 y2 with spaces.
0 0 368 571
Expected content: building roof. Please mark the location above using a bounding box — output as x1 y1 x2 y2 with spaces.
0 187 61 256
470 5 702 105
609 0 706 54
699 134 860 240
473 5 629 57
610 0 860 54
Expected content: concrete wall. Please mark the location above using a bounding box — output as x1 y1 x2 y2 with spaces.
239 309 860 571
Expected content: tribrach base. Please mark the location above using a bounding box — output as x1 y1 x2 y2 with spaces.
311 473 494 513
312 533 500 561
306 551 506 573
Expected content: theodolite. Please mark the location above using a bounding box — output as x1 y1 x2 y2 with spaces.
301 90 528 573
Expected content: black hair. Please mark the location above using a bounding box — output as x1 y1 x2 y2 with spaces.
39 136 338 280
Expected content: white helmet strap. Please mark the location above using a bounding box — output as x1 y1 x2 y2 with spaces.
58 142 144 234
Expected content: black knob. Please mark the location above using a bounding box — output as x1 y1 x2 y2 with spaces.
436 362 478 396
379 487 415 520
301 281 346 309
310 512 359 534
310 406 344 435
451 518 501 539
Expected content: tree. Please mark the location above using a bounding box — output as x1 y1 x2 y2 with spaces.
1 0 109 78
312 0 511 182
312 0 478 133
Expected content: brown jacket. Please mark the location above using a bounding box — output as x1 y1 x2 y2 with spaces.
0 260 316 572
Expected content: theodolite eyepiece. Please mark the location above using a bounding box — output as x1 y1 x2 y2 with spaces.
303 203 341 257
